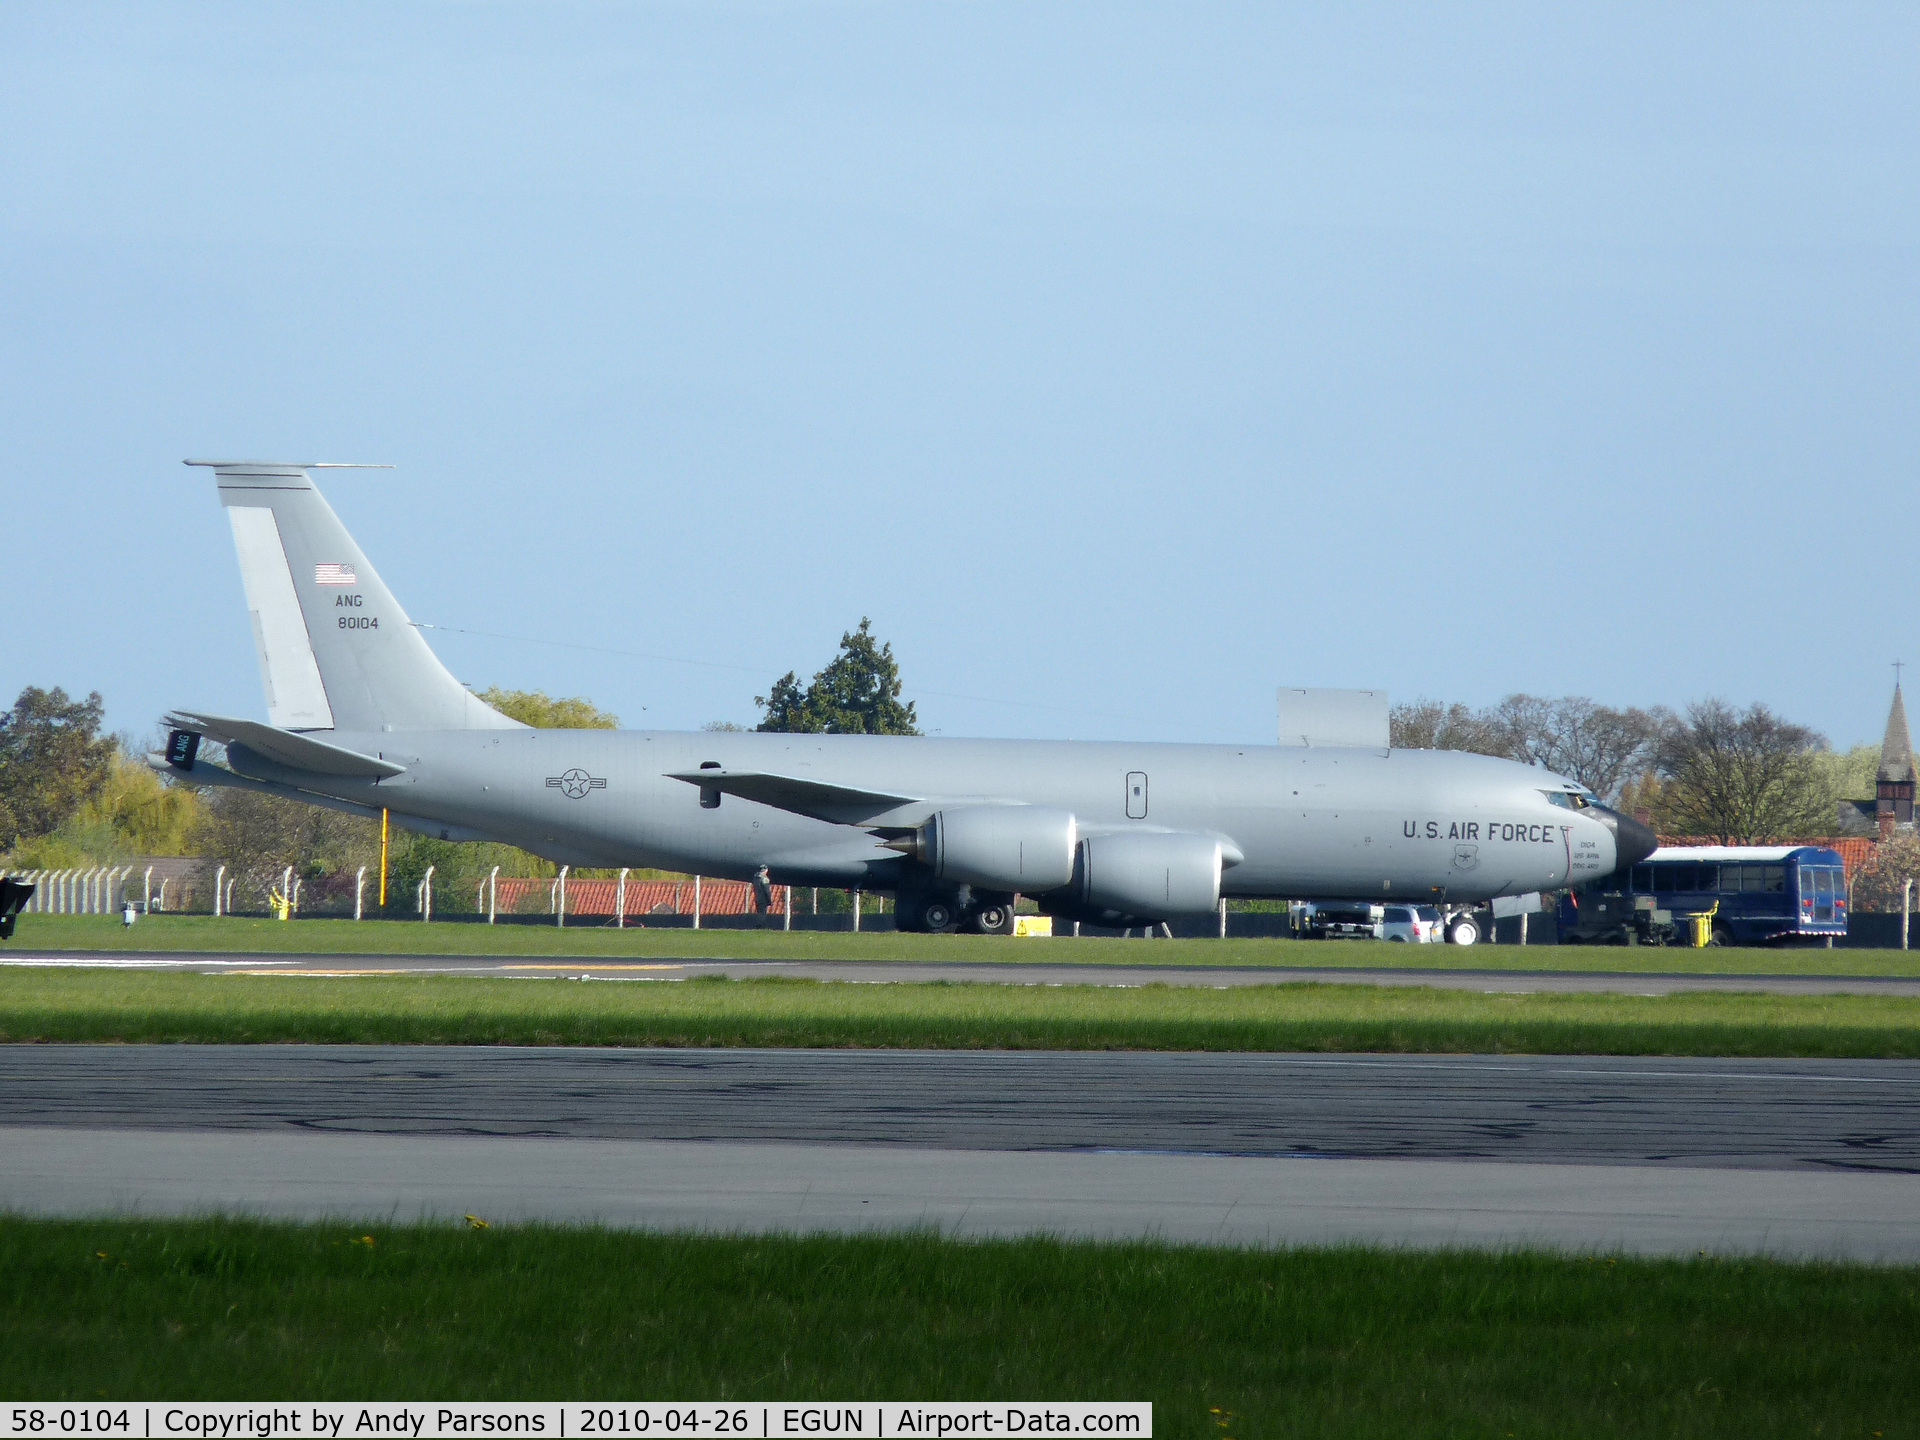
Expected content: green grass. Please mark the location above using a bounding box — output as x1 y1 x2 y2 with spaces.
3 1217 1914 1437
5 967 1920 1056
11 913 1920 975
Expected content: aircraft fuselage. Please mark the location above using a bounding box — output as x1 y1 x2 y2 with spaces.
225 727 1629 903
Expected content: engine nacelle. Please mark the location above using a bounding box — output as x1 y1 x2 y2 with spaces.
1068 830 1226 921
900 805 1079 891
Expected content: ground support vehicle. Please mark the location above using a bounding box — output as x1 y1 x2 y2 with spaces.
1381 904 1443 942
1558 890 1678 946
1294 901 1382 940
1558 845 1847 947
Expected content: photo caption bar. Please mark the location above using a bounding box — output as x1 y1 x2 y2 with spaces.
5 1406 1150 1440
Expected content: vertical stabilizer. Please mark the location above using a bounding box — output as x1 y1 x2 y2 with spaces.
189 461 521 734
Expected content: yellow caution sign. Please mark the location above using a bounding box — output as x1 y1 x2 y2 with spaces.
1013 914 1053 937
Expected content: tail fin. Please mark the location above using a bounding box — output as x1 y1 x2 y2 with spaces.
188 460 521 734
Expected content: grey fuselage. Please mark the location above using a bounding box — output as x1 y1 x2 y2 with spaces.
228 727 1629 903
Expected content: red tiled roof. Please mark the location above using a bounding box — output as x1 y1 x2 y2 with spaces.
488 876 787 917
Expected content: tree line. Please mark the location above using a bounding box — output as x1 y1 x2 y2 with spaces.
1391 693 1877 847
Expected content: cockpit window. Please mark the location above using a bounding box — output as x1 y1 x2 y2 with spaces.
1544 789 1594 810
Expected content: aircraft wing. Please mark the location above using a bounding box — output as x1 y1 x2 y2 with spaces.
165 710 407 779
663 769 930 827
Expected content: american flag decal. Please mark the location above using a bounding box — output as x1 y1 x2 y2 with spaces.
315 563 357 585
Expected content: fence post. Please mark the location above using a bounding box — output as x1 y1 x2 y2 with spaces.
144 866 154 914
1905 879 1912 951
215 865 226 917
617 868 628 930
557 865 569 927
1218 899 1227 939
422 864 434 922
784 884 792 932
355 866 366 921
280 865 293 921
291 875 302 916
489 865 500 925
157 879 168 911
852 890 862 933
692 874 701 930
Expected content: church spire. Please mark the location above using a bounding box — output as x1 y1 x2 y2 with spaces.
1880 683 1914 784
1877 679 1916 826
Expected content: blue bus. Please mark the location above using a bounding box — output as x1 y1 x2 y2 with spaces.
1561 845 1849 946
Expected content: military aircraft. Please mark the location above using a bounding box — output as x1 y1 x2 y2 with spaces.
155 460 1656 941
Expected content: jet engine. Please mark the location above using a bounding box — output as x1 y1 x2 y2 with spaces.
886 805 1079 891
1056 830 1229 924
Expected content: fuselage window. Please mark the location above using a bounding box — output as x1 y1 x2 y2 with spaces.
1125 771 1148 820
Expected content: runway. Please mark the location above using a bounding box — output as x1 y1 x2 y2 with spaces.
7 949 1919 995
4 1045 1917 1171
12 1127 1916 1261
4 1046 1917 1261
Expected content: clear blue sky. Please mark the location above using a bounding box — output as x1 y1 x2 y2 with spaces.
5 3 1915 750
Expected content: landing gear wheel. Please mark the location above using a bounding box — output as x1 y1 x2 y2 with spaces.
1710 923 1733 948
1445 914 1480 946
965 901 1014 935
919 899 957 934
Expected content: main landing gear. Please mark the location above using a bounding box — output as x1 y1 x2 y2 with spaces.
898 892 1015 935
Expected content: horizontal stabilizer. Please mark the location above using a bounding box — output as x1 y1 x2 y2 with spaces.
145 751 387 821
166 711 406 778
663 769 927 826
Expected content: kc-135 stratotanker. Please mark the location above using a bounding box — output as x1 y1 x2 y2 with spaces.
155 461 1656 941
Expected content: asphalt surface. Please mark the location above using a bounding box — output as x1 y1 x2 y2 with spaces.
5 1045 1917 1172
7 949 1919 994
7 1045 1918 1259
13 1128 1916 1260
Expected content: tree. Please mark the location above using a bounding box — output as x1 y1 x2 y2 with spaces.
1849 831 1920 913
1389 699 1510 756
7 748 207 869
756 619 919 735
1650 699 1834 843
0 687 117 852
1390 693 1658 801
192 786 379 910
477 687 619 729
1487 694 1659 801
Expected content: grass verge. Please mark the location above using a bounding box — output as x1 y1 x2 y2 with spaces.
10 914 1920 976
4 968 1920 1056
4 1216 1915 1438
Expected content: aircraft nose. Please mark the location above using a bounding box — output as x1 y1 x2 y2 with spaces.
1594 804 1658 874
